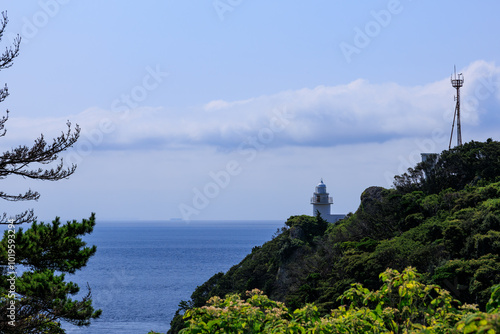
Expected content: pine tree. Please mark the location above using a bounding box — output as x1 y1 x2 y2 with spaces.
0 11 101 332
0 215 102 333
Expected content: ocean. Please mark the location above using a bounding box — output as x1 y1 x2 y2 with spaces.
61 220 284 333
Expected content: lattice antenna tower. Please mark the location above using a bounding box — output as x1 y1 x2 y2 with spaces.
449 65 464 149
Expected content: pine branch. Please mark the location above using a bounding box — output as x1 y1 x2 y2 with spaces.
0 11 21 71
0 122 80 180
0 209 35 225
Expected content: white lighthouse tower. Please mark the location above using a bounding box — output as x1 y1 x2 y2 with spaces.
310 179 345 223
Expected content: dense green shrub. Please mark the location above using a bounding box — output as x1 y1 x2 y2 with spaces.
171 267 499 334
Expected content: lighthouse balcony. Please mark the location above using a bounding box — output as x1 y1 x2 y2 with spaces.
311 196 333 204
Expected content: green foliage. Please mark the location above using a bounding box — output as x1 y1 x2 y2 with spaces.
486 284 500 312
178 267 500 333
2 217 97 274
169 140 500 333
285 214 328 243
455 284 500 333
0 214 101 333
432 255 500 307
339 267 466 331
181 290 289 333
394 139 500 194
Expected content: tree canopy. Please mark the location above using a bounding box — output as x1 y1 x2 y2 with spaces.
394 139 500 194
0 215 101 333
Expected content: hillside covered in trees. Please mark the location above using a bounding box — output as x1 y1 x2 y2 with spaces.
168 139 500 333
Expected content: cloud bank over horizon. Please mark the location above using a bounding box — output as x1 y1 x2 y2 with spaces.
4 60 500 155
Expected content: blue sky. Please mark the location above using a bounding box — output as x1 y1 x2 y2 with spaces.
1 1 500 222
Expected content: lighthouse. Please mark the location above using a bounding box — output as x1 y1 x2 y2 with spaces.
310 179 345 223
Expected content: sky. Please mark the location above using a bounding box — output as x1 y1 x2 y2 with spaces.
1 1 500 222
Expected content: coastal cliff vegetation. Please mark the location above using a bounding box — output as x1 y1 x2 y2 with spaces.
167 139 500 333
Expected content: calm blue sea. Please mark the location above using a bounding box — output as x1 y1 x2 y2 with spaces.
61 220 284 334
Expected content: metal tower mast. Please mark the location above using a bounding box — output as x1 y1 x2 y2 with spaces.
449 65 464 149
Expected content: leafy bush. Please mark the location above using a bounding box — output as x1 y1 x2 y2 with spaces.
176 267 500 333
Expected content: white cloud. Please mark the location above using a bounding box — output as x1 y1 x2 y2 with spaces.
4 60 500 154
203 98 255 111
